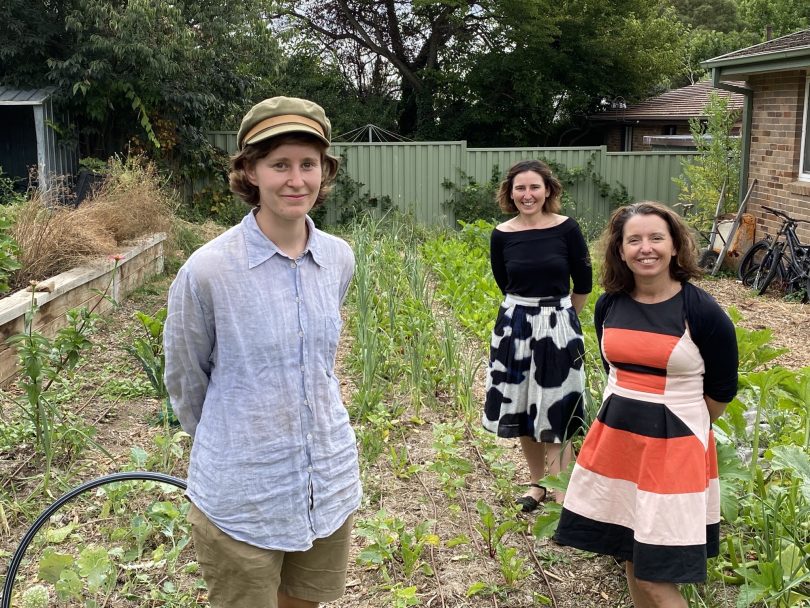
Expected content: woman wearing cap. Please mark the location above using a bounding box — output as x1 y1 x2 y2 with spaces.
484 159 592 511
164 96 359 608
554 202 738 607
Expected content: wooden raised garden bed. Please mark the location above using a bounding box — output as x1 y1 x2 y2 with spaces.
0 233 166 386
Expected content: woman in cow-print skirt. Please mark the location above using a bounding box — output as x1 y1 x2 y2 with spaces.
483 159 592 512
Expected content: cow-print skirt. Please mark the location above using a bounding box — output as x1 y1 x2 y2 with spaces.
483 294 586 443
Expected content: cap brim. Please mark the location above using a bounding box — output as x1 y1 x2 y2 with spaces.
243 124 330 148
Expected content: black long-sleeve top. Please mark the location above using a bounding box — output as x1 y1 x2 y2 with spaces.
489 218 592 297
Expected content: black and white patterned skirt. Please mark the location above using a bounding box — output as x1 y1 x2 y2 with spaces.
483 294 586 443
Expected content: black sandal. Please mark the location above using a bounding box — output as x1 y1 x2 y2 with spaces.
515 483 547 513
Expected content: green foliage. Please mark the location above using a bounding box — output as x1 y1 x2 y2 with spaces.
0 165 26 206
674 91 742 227
125 307 180 427
313 153 393 227
0 209 22 295
441 167 507 226
355 509 438 581
475 499 520 559
737 0 810 39
421 220 501 342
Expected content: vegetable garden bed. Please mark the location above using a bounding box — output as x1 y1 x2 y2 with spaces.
0 233 166 386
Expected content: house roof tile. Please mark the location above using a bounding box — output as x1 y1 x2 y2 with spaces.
591 81 745 122
710 28 810 62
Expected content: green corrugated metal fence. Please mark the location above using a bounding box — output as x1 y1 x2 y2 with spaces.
206 132 692 226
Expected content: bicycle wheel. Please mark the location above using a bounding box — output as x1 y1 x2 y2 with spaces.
755 248 784 295
738 240 770 283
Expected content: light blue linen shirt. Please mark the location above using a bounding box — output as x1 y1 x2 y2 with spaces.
164 211 360 551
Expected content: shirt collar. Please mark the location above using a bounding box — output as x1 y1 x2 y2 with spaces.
242 211 327 269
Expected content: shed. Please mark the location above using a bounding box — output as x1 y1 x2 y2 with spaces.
0 86 78 196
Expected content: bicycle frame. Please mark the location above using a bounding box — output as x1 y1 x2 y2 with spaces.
748 206 810 298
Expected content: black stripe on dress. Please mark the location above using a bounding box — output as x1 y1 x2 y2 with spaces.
597 394 694 439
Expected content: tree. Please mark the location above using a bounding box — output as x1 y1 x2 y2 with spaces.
273 0 511 137
1 0 283 180
668 0 742 32
274 0 685 143
737 0 810 38
674 92 741 225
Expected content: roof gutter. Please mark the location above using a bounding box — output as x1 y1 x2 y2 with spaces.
711 70 753 207
703 46 810 69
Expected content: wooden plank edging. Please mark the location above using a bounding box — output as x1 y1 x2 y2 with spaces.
0 232 167 386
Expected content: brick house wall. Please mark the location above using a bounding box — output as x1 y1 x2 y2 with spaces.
748 70 810 243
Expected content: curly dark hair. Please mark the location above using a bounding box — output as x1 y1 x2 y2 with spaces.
599 201 702 293
229 133 340 208
496 159 562 214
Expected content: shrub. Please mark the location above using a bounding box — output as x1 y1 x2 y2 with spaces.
674 91 741 227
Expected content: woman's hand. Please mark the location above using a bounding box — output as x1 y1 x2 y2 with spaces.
571 292 588 315
705 396 728 423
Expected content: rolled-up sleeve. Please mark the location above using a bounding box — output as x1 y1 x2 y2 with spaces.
164 267 214 439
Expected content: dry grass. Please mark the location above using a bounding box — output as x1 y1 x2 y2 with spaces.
8 157 172 290
10 196 116 288
78 157 172 243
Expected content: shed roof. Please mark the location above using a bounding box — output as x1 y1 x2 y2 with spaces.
590 80 745 122
0 86 55 105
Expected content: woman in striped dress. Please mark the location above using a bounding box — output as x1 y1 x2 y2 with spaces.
554 202 738 607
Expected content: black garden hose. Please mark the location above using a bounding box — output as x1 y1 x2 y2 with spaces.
1 471 187 608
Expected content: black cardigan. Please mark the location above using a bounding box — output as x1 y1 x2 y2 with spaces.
594 282 739 404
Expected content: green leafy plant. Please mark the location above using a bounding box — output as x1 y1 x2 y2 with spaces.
475 500 519 559
674 91 742 227
125 307 178 426
355 510 437 581
314 152 393 226
7 274 115 488
0 209 22 295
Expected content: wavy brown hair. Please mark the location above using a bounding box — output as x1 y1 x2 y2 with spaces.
496 159 562 214
599 201 701 293
229 133 340 208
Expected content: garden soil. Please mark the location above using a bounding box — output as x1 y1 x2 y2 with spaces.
0 273 806 607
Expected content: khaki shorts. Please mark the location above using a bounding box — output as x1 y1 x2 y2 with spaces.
188 503 353 607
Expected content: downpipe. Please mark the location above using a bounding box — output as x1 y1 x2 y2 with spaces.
1 472 187 608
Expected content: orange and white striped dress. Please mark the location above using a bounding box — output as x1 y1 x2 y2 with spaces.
554 285 737 583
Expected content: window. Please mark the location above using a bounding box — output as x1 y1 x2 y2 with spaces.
663 125 677 135
623 126 633 152
801 75 810 180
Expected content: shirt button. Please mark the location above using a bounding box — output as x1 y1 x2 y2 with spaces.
290 261 296 268
296 297 301 303
307 466 313 472
304 400 309 406
306 433 312 441
298 331 304 337
300 365 305 373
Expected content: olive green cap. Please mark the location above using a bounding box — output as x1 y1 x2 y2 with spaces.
237 96 331 150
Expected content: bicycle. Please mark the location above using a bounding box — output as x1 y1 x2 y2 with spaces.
738 205 810 301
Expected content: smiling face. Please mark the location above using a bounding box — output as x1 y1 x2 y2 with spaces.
245 142 323 224
511 170 549 218
620 213 677 280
